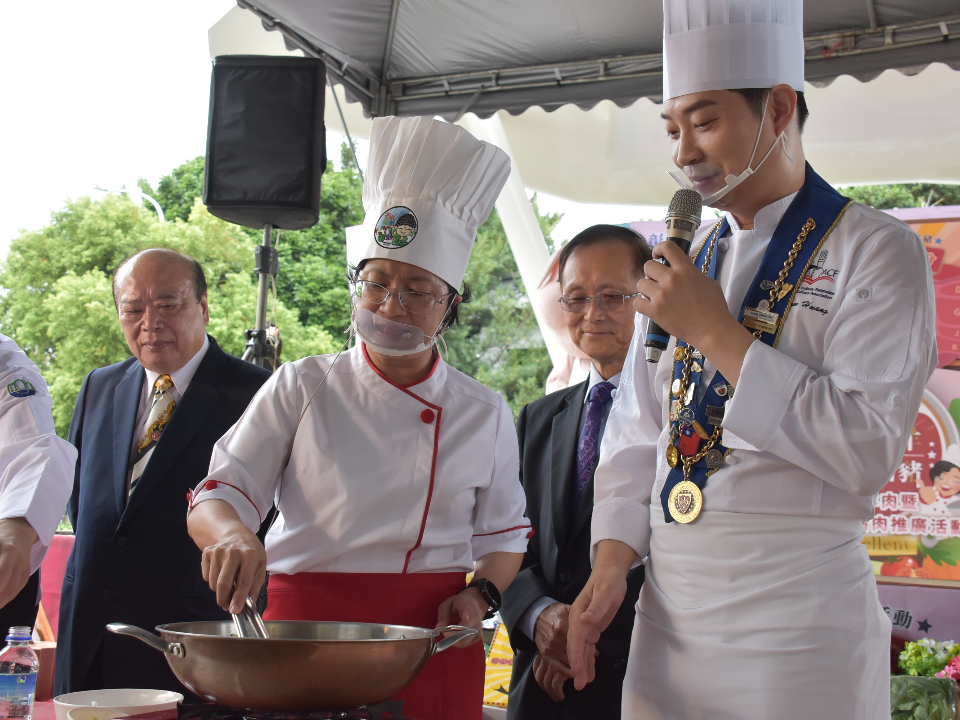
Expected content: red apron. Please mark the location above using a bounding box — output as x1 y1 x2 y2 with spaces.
264 572 484 720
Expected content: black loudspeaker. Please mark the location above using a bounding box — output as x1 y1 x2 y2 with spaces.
204 56 326 230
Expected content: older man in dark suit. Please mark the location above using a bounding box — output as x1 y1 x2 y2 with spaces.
55 248 271 696
502 225 650 719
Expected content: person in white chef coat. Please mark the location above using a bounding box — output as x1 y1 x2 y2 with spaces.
187 116 530 720
0 335 76 631
566 1 937 719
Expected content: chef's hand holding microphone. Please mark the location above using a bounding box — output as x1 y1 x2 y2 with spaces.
636 188 754 386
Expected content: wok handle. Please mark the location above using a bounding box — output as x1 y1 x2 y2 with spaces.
107 623 185 657
432 625 479 655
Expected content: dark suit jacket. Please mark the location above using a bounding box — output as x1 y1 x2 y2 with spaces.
501 380 644 720
55 337 270 696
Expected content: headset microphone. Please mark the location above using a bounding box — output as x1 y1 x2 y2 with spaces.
643 189 703 363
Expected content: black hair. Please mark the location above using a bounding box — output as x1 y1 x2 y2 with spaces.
394 213 417 229
733 88 809 134
348 259 472 334
558 224 653 284
929 461 960 482
112 247 207 309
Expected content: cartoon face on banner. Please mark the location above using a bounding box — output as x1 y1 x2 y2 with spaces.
866 385 960 582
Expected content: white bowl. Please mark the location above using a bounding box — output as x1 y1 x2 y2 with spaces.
67 709 128 720
53 689 183 720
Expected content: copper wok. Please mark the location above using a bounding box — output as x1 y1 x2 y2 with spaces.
107 620 477 712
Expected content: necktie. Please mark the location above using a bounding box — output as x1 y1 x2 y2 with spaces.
129 374 177 498
572 381 614 512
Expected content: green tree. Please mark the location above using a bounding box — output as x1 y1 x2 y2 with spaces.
842 183 960 210
445 196 562 417
140 156 206 222
0 195 337 436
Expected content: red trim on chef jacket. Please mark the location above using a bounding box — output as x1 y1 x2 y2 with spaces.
474 524 534 538
264 571 483 720
186 479 262 524
361 341 440 389
361 344 441 573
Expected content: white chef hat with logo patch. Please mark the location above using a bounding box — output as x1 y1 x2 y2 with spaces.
663 0 805 101
346 116 510 291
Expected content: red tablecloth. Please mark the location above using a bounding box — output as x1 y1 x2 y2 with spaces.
34 700 56 720
40 535 74 639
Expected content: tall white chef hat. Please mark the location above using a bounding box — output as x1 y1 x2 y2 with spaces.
663 0 805 100
346 116 510 291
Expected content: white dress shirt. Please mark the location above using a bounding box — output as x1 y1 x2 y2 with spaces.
0 334 77 573
592 197 938 563
519 364 621 640
129 336 209 468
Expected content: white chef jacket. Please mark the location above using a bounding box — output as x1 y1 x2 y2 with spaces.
0 334 77 573
593 194 938 561
192 343 530 575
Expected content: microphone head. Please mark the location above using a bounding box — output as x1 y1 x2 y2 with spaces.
668 188 702 220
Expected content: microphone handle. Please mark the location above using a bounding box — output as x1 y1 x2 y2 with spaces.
643 235 693 364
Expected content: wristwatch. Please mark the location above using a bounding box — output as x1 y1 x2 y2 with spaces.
466 577 502 613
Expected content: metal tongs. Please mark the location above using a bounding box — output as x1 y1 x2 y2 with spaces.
232 596 270 639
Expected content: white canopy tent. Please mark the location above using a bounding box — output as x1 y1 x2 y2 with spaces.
209 2 960 380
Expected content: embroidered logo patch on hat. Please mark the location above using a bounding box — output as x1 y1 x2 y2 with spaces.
374 206 418 250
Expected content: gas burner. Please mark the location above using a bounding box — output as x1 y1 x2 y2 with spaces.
178 701 406 720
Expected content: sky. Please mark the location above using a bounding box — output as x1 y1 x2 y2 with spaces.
0 1 666 259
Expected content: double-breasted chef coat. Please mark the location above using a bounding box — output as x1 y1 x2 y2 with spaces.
192 343 530 574
191 343 530 719
592 192 937 720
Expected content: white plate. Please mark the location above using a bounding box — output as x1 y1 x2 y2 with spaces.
53 689 182 720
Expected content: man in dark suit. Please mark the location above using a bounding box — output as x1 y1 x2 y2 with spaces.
55 248 271 696
502 225 651 719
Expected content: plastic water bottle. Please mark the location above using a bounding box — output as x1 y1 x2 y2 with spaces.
0 627 37 720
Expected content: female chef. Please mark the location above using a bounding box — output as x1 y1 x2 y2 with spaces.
186 116 529 720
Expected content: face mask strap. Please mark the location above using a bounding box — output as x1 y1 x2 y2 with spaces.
428 291 460 341
745 92 771 172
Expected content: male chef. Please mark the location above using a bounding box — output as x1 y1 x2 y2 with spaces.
567 1 936 718
0 335 76 631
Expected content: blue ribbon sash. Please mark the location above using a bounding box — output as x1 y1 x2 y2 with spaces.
659 164 852 523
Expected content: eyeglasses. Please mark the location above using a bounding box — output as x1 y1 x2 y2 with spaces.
558 291 643 313
355 280 453 315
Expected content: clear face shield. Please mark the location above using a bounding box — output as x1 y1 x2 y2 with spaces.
351 307 440 356
349 281 456 357
667 92 794 206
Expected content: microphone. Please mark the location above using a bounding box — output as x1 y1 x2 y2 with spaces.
644 189 703 363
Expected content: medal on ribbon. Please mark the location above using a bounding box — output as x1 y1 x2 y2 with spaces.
660 163 854 526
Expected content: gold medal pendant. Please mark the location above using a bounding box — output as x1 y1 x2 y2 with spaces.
668 480 703 524
666 444 679 468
